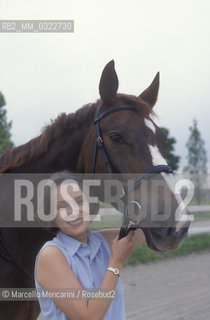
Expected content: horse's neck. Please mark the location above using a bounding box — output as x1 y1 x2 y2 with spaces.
1 227 54 278
17 128 87 173
1 114 94 173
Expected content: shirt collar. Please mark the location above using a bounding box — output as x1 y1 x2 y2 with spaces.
56 230 102 260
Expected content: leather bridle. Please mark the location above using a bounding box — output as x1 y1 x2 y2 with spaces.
92 105 173 238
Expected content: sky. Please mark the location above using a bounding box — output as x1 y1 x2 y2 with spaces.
0 0 209 171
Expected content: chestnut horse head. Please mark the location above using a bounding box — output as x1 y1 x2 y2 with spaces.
78 60 190 251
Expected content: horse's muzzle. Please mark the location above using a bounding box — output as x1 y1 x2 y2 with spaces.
141 210 191 252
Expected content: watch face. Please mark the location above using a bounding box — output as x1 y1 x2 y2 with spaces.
113 268 119 275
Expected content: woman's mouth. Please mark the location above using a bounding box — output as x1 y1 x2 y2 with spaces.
68 218 83 226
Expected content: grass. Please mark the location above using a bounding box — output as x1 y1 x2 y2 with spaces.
89 214 122 230
193 211 210 221
189 200 210 206
127 233 210 265
99 201 113 208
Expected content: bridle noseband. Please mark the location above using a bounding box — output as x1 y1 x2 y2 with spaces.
92 105 173 239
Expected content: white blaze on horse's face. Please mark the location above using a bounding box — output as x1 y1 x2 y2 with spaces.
144 118 167 166
148 145 168 166
144 118 188 231
144 118 156 135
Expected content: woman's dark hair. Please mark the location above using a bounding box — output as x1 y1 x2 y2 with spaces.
36 170 100 235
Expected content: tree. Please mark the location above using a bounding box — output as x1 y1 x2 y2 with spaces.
184 119 208 204
0 91 14 155
161 127 180 171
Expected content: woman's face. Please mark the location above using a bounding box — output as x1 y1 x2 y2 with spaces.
55 181 91 237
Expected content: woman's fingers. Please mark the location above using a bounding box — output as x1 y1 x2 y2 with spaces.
126 230 135 239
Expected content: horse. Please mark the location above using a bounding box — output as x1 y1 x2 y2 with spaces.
0 60 190 320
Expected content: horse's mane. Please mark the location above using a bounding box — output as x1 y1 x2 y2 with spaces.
0 102 97 173
0 94 153 173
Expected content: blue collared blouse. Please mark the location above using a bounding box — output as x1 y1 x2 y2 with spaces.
34 230 126 320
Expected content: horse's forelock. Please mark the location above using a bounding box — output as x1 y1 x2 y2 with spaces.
117 93 155 118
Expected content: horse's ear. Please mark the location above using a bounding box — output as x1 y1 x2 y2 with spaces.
139 72 160 107
99 60 119 105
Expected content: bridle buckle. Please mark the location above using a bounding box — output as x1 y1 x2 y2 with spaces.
96 136 103 149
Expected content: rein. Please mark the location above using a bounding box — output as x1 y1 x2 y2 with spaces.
92 105 173 239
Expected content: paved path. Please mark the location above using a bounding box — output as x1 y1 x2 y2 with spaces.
37 251 210 320
121 252 210 320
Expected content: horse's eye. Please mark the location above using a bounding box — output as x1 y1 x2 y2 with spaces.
110 133 123 144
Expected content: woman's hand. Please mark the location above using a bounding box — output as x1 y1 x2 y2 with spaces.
109 230 135 269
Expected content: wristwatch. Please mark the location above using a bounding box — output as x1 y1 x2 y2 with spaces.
106 266 120 277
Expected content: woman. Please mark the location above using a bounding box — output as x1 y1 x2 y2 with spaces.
34 171 145 319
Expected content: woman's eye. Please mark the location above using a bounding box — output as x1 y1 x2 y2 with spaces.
110 134 123 144
57 205 67 210
57 202 69 210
